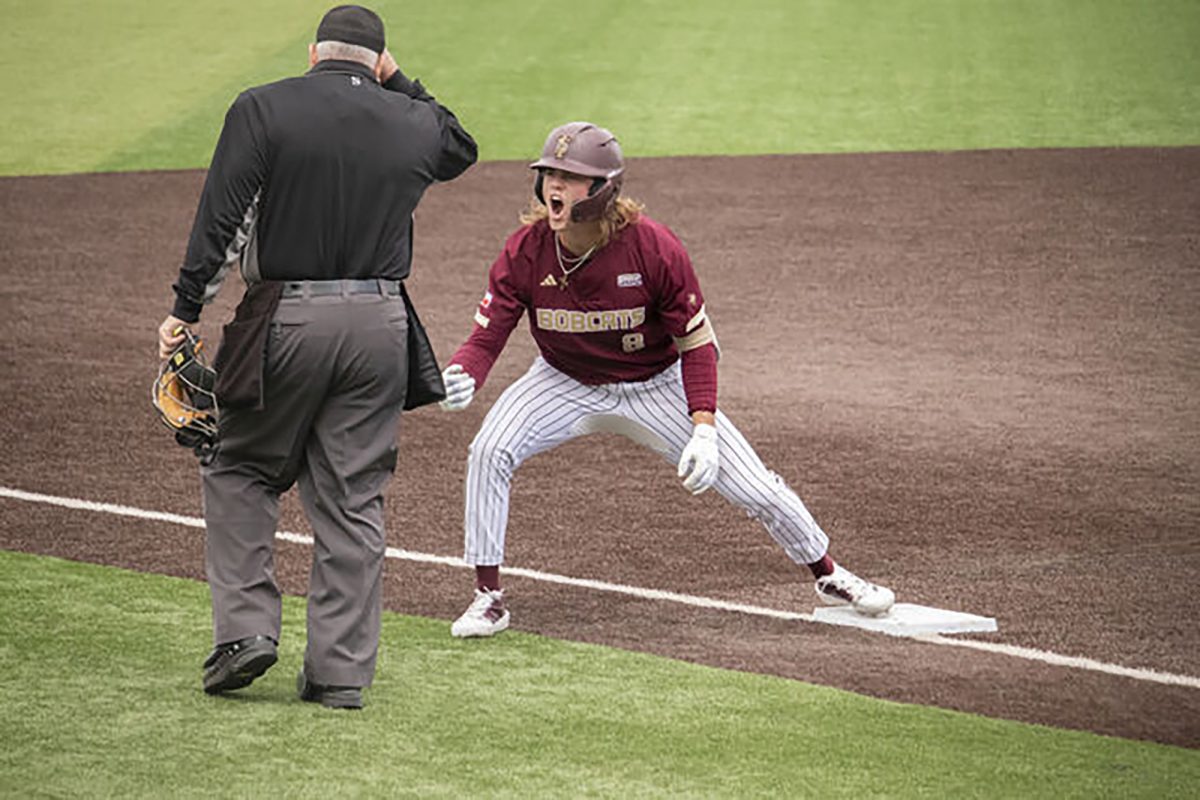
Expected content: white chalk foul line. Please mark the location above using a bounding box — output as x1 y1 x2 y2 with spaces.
916 635 1200 689
3 485 1198 690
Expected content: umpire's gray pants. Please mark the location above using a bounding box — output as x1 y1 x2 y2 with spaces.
201 290 407 688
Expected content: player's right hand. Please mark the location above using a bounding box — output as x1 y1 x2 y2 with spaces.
439 364 475 411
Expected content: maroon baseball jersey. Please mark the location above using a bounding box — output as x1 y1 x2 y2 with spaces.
452 216 713 387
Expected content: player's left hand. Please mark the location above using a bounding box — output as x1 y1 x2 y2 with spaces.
678 423 718 494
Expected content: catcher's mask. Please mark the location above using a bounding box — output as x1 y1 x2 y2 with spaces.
152 328 218 464
531 121 624 222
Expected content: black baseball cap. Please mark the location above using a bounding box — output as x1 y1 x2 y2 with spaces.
316 5 385 53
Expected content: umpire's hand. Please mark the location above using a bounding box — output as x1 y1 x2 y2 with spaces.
377 48 398 83
158 315 189 359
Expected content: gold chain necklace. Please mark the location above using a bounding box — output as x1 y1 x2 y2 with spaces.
554 235 598 290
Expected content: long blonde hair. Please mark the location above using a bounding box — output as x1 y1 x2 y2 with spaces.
520 195 645 249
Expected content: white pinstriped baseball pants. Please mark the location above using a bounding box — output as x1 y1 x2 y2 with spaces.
462 357 830 566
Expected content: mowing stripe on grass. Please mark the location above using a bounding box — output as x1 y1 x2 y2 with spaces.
4 483 1198 690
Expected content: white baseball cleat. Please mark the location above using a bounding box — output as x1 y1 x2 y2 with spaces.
451 588 511 638
815 565 895 617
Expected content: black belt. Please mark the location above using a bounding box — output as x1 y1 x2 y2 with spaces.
280 278 402 298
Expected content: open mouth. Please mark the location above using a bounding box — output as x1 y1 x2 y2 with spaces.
548 194 566 216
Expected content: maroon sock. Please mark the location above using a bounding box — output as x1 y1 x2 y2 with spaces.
475 565 501 592
807 554 835 579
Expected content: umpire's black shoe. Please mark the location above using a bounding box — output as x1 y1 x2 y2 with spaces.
297 669 363 710
202 635 278 694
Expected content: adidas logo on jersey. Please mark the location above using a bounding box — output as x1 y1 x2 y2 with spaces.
540 274 558 287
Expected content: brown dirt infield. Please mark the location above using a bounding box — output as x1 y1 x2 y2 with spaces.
1 147 1198 747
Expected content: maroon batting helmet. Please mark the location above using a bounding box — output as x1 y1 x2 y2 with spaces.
531 121 624 222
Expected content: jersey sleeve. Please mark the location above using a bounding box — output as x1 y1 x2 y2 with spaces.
382 69 478 182
172 91 269 322
449 229 531 388
651 223 718 355
680 342 718 413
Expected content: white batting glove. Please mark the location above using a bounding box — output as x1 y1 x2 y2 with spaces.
439 364 475 411
677 423 719 495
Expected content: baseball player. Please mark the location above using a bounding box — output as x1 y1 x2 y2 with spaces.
440 122 894 637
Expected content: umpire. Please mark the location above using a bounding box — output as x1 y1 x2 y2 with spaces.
157 5 477 709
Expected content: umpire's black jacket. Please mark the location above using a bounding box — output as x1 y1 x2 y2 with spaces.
172 59 478 322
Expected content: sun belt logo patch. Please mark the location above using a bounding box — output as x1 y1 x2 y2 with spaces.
479 290 493 309
617 273 643 288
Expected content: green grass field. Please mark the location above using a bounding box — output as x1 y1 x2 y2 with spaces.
1 0 1197 175
3 1 1199 795
2 551 1197 798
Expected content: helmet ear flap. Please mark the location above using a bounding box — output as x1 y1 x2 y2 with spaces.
569 174 622 222
533 170 545 204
